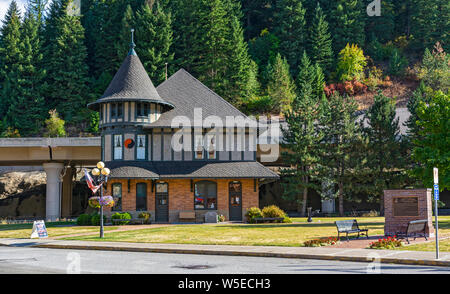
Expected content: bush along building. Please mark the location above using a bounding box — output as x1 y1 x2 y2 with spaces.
87 36 278 223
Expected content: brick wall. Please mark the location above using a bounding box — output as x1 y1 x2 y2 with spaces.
384 189 434 237
105 178 258 222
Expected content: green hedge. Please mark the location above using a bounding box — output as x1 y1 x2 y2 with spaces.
111 212 132 225
76 214 92 226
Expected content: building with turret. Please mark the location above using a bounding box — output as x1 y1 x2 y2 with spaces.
87 36 278 223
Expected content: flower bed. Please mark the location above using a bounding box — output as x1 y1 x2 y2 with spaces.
303 237 339 247
369 236 404 249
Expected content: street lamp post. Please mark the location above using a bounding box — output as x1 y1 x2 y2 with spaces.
91 161 110 238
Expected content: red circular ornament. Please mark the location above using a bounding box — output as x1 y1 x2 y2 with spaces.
124 138 135 148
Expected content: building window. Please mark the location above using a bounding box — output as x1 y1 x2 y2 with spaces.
112 183 122 211
113 134 123 160
136 183 147 211
206 134 216 159
194 181 217 210
100 106 103 121
136 134 146 160
136 102 150 117
194 135 204 159
110 103 123 119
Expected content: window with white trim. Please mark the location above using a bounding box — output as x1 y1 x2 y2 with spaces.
136 135 146 160
113 134 123 160
194 135 204 159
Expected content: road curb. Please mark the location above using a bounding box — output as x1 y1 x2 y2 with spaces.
31 243 450 267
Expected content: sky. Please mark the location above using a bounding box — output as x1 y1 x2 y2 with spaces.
0 0 27 21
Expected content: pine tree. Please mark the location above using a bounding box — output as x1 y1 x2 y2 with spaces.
363 92 405 215
330 0 365 55
320 92 362 216
265 53 296 113
411 0 449 52
4 9 46 136
308 3 333 76
281 51 325 216
226 15 260 104
42 0 91 123
0 1 22 121
27 0 48 24
365 0 395 44
134 1 174 85
273 0 306 77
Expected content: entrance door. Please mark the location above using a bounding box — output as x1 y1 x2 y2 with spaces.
155 182 169 223
136 183 147 211
229 181 242 221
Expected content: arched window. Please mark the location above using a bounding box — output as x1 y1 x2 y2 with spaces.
112 183 122 211
194 181 217 210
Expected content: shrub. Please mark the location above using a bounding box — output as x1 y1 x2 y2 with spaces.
91 213 107 226
282 215 292 223
245 207 263 223
217 214 226 222
242 95 275 114
361 210 379 217
261 205 287 221
365 66 383 91
304 237 339 247
111 212 132 225
138 212 151 224
389 48 408 76
76 214 91 226
336 43 367 82
44 109 66 137
416 42 449 92
369 236 403 249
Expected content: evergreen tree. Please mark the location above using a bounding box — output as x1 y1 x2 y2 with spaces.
365 0 395 43
363 92 405 215
265 53 296 113
27 0 48 24
412 90 449 190
308 3 333 76
4 9 46 136
320 92 362 216
226 15 260 104
239 0 275 40
273 0 306 77
330 0 365 55
42 0 91 123
0 1 22 121
134 1 174 85
411 0 449 52
281 51 327 215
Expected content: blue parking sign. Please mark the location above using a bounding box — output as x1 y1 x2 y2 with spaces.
434 184 439 201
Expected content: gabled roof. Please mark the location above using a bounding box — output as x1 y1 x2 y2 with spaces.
150 69 250 128
87 53 173 110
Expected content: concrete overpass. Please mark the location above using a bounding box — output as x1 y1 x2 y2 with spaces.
0 137 100 221
0 136 283 221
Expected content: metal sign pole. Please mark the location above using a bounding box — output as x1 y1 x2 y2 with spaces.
433 168 439 259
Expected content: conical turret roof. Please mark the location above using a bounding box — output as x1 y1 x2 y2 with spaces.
87 50 173 110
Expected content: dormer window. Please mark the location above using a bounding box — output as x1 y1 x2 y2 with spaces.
136 102 150 117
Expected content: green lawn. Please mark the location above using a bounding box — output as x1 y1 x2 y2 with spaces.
63 217 387 247
0 221 118 239
401 239 450 252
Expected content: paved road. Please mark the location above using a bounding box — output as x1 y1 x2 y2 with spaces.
0 246 448 274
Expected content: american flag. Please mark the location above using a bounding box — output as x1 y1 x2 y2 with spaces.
84 169 102 194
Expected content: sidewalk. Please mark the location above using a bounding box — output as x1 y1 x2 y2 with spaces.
0 238 449 267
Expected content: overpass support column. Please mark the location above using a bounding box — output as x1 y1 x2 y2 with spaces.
43 162 64 221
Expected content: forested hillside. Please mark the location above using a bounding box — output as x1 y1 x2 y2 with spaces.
0 0 447 137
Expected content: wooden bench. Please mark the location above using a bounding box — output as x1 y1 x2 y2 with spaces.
179 211 196 222
396 219 428 244
253 217 284 223
335 219 369 241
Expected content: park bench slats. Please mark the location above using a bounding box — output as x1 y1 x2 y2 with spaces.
335 219 369 241
396 219 428 244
